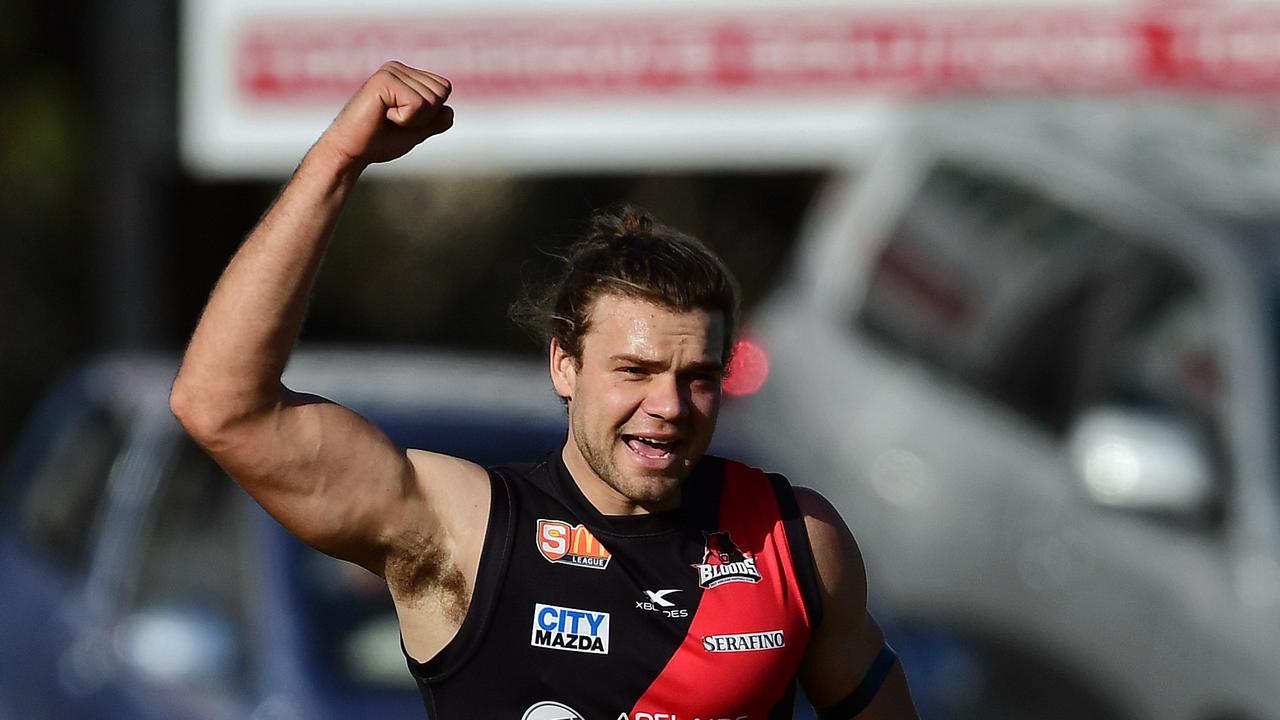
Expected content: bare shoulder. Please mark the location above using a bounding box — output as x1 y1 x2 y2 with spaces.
401 449 492 557
794 487 922 717
795 487 906 710
794 486 868 604
384 450 490 601
405 448 491 494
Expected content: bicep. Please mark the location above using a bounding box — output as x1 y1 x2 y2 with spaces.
203 390 433 572
795 487 878 705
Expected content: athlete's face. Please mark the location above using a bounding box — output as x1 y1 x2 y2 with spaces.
551 294 725 515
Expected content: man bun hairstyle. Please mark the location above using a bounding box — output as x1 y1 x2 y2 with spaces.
513 204 741 367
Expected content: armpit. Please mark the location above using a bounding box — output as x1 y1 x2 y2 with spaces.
385 531 469 624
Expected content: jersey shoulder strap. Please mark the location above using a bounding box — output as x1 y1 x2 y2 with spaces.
720 459 825 629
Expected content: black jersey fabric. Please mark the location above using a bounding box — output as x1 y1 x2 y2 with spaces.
403 452 823 720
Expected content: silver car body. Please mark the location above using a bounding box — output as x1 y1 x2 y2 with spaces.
736 99 1280 720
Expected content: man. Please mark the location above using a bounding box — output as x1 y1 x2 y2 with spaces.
170 61 918 719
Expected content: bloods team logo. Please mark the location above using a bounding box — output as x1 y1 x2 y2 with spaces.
538 519 612 570
693 530 762 588
531 603 610 654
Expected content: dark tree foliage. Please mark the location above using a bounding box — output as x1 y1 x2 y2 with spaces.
0 0 92 460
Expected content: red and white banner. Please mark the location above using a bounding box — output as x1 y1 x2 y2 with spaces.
182 1 1280 177
237 6 1280 103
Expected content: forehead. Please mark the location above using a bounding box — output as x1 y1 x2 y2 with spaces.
582 294 724 360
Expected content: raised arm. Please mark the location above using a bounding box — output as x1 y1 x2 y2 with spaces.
796 488 920 720
170 62 486 581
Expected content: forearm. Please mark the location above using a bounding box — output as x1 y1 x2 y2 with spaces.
173 141 365 435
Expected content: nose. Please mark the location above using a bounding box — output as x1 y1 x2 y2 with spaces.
641 372 685 421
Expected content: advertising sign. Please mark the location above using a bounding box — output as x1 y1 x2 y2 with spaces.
182 0 1280 177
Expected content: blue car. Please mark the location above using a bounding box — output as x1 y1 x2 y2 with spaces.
0 350 574 719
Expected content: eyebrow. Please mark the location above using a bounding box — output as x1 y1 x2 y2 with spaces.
610 354 725 375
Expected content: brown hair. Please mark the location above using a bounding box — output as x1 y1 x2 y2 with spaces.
513 204 740 366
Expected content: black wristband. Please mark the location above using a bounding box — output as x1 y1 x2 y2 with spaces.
815 645 898 719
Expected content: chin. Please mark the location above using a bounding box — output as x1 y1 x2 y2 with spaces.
615 470 684 507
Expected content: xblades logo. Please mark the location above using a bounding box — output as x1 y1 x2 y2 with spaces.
644 589 679 607
635 589 687 618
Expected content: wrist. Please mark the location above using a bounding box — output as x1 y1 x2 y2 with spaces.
301 138 369 186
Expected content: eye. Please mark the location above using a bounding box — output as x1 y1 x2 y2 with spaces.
688 371 724 389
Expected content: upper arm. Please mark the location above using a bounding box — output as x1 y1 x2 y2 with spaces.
795 486 878 704
188 387 490 578
796 487 918 718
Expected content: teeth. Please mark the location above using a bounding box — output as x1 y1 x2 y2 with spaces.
626 435 675 459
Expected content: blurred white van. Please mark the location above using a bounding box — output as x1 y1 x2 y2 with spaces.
732 99 1280 720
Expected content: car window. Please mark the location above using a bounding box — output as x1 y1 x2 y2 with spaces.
854 163 1224 450
19 405 126 574
302 551 415 690
1078 274 1220 424
855 164 1112 432
116 438 252 711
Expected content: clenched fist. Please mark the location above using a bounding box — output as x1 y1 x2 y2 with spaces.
318 61 454 167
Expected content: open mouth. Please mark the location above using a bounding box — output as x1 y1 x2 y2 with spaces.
623 435 677 460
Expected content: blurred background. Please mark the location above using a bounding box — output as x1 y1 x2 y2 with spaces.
4 0 1280 718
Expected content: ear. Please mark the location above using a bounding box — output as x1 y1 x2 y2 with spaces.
549 337 577 401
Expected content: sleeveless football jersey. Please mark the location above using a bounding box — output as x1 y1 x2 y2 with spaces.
404 452 823 720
